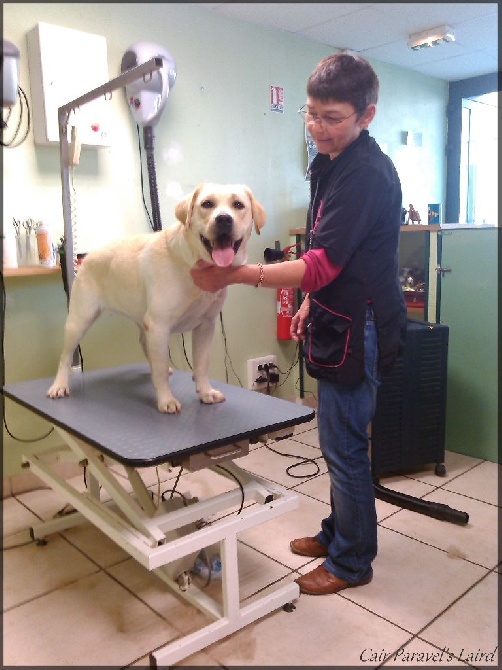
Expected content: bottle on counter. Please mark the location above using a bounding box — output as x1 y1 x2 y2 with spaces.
36 222 56 267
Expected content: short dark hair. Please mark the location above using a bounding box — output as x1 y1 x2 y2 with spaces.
306 52 379 115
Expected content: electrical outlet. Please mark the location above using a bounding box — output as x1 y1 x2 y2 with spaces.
247 355 278 390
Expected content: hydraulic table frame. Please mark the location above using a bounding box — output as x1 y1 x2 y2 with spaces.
3 364 315 668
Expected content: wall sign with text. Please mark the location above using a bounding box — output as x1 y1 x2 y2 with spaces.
270 85 284 113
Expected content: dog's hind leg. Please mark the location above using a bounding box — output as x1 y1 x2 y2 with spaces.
47 288 101 398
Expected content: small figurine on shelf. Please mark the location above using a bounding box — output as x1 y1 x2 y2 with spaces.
406 204 421 225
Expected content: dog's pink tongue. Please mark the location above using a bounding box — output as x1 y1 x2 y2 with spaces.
212 247 235 267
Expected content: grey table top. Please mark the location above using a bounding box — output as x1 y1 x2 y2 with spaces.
2 363 315 467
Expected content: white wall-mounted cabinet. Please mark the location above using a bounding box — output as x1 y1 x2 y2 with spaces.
26 22 111 147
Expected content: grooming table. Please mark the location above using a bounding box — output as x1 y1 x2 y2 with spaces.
2 363 315 667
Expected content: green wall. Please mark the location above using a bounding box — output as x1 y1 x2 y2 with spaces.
2 3 449 476
439 227 499 462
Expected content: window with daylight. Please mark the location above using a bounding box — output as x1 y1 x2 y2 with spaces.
445 73 498 225
459 92 498 225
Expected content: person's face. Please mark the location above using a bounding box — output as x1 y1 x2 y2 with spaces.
303 96 376 159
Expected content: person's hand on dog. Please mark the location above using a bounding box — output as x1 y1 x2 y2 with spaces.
191 259 236 293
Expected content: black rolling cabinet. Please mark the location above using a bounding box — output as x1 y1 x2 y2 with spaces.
372 319 449 478
371 319 468 525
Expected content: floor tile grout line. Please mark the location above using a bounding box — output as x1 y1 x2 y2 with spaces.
375 472 497 509
337 592 418 637
432 486 500 508
3 557 103 614
376 524 496 571
377 633 472 668
395 569 499 663
432 458 493 483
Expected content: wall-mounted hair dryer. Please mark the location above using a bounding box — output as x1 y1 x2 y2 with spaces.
120 42 176 127
2 39 20 108
120 42 177 231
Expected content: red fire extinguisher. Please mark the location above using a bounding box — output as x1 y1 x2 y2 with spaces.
276 243 300 340
277 287 294 340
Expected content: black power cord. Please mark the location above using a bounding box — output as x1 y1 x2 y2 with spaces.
265 442 322 479
172 311 245 389
1 273 54 443
1 85 31 148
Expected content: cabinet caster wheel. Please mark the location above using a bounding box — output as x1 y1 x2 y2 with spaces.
435 463 446 477
36 538 48 546
283 602 296 613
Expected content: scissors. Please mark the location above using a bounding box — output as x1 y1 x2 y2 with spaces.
22 218 36 235
12 218 21 236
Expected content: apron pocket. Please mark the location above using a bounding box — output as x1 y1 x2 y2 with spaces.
306 298 352 368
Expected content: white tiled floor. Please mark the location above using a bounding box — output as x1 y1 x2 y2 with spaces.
3 416 500 667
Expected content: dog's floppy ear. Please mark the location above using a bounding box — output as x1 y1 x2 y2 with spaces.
244 187 266 234
175 184 203 227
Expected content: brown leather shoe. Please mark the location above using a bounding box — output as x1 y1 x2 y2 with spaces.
295 564 372 595
290 536 328 558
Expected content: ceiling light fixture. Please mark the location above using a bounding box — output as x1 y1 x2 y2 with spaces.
408 25 455 51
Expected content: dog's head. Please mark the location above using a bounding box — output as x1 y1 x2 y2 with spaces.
175 183 266 267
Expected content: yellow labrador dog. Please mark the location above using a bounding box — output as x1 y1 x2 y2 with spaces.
47 183 266 413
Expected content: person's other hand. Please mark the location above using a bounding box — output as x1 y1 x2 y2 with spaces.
291 295 310 342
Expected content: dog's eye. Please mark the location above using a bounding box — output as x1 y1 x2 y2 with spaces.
201 199 214 209
232 200 245 210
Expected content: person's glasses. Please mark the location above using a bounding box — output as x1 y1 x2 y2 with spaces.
298 104 356 129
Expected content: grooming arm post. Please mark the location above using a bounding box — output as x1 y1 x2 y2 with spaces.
57 57 164 300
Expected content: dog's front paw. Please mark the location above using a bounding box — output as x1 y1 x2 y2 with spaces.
199 388 226 405
47 383 70 399
157 396 182 413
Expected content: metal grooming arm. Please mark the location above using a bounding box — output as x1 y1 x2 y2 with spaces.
58 58 164 364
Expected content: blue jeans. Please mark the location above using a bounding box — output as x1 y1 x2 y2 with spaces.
316 308 380 583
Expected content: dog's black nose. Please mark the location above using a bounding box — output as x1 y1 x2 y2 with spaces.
214 213 234 233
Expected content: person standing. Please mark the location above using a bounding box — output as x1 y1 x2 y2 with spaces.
190 52 406 595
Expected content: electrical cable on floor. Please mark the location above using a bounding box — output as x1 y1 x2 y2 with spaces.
265 442 322 478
